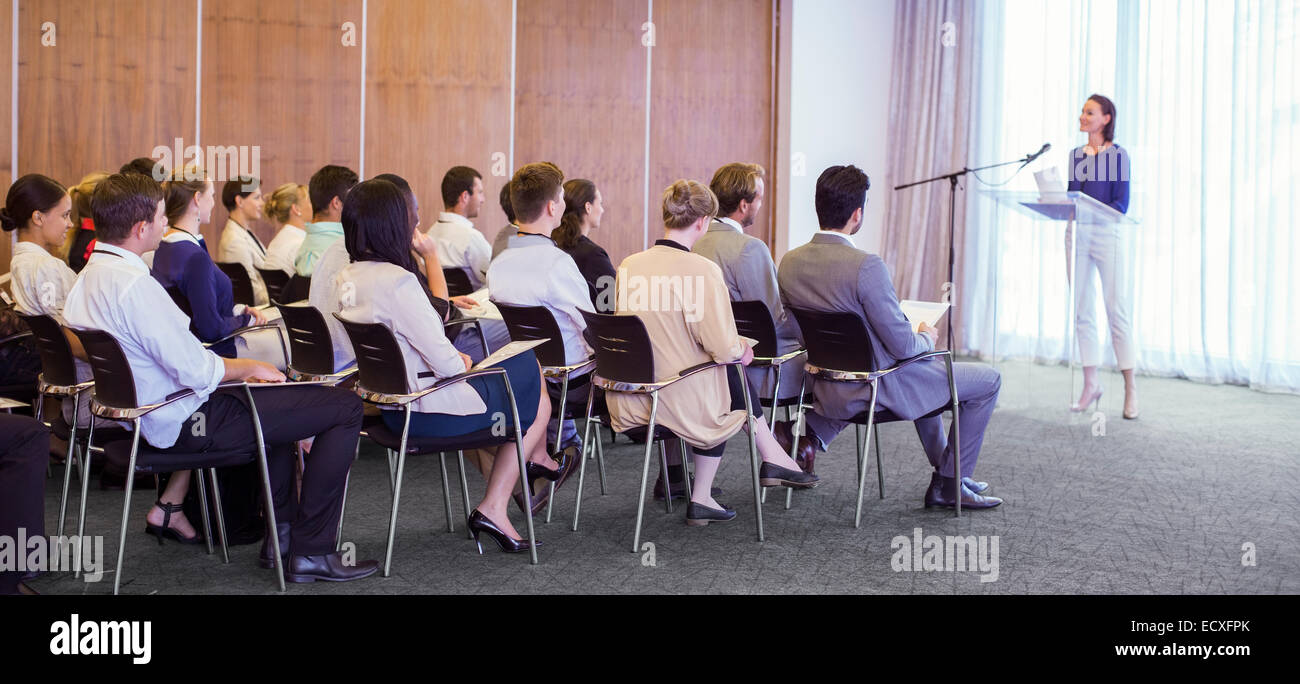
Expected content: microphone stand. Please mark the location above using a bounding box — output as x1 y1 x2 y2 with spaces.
893 151 1042 353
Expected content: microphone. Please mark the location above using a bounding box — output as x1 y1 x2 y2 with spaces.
1025 143 1051 163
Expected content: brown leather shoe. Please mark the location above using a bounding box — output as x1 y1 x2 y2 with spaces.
286 552 380 583
772 420 817 474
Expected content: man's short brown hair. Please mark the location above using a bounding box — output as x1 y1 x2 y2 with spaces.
709 162 765 217
509 162 564 224
92 173 163 243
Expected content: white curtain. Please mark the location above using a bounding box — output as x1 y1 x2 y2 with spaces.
961 0 1300 393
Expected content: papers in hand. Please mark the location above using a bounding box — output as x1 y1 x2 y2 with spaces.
472 339 548 371
899 300 950 333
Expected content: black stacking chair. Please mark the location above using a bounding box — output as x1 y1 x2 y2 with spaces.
0 327 39 407
275 304 355 382
495 301 608 522
788 307 963 523
334 314 539 571
257 267 291 305
442 267 476 297
730 300 808 510
166 288 289 366
19 314 131 540
573 311 765 552
216 262 257 307
282 274 311 303
72 329 286 594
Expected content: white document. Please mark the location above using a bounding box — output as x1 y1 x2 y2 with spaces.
898 300 950 332
472 338 547 371
463 287 502 320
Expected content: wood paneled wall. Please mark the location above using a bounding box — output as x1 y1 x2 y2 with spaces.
4 0 774 273
1 1 12 272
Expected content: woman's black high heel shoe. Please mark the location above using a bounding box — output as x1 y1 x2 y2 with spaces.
467 509 539 554
524 445 580 494
144 499 202 546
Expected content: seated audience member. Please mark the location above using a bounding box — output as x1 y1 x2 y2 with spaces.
295 165 359 276
488 163 592 455
609 180 818 526
490 181 516 259
692 163 805 426
64 172 110 272
119 157 171 269
150 166 285 368
216 175 270 305
553 178 617 312
426 166 492 290
335 178 560 551
777 165 1002 509
0 414 48 595
63 172 377 581
263 183 311 275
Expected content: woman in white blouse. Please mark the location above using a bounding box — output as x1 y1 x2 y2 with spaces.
336 179 562 554
263 183 311 275
3 173 202 544
216 176 270 305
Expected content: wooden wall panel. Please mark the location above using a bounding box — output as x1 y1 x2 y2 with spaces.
365 0 512 238
200 0 362 250
1 0 12 275
515 0 649 265
650 0 774 247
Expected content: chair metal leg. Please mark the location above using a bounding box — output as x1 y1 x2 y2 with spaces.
75 419 97 580
207 468 229 564
112 430 142 596
243 387 285 591
572 389 598 532
456 451 473 540
945 353 962 518
875 427 884 499
595 417 608 494
387 449 397 493
383 408 413 577
57 399 79 538
337 439 359 551
658 440 672 514
632 393 660 553
438 452 454 533
498 373 538 564
855 423 864 485
854 385 879 529
546 376 571 524
678 437 691 502
739 371 764 543
196 469 215 556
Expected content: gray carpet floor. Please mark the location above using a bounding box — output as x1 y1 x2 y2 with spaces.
28 359 1300 595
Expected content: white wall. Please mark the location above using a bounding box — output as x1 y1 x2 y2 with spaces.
783 0 896 255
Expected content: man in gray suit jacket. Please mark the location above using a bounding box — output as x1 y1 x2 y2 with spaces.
776 165 1002 509
693 163 806 412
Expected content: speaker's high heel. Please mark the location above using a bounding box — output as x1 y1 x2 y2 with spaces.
467 509 540 554
1070 385 1104 413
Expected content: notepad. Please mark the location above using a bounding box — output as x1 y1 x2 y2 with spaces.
472 338 548 371
899 300 950 332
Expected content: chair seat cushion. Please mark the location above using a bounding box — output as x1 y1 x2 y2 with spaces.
103 439 255 474
759 394 806 409
364 420 516 455
622 424 681 443
849 403 949 425
51 414 131 443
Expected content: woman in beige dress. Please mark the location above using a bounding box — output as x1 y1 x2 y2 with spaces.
608 180 818 526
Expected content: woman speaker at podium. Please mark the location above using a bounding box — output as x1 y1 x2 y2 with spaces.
1067 93 1137 419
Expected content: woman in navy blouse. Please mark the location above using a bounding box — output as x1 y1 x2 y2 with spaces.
1066 94 1138 419
151 167 278 363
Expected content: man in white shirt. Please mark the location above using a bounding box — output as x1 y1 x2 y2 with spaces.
426 166 493 290
488 163 592 453
63 173 383 580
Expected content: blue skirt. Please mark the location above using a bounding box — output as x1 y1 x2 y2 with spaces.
383 350 542 439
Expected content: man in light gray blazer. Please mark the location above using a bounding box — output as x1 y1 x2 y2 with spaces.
776 165 1002 509
692 163 806 413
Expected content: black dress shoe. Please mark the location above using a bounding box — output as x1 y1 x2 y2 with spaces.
685 501 736 526
653 474 723 501
961 476 990 494
286 552 380 583
258 522 291 570
773 420 818 474
924 472 1002 510
758 462 820 489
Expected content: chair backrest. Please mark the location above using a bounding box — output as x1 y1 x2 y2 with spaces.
788 307 878 373
256 267 290 304
18 314 81 387
165 287 202 337
730 300 780 358
443 267 475 297
333 315 411 396
494 302 567 367
282 274 311 303
276 304 338 376
217 262 256 307
578 310 655 384
71 328 140 409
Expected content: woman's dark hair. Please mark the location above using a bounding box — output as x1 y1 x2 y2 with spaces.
372 173 417 230
342 179 421 278
1087 93 1117 142
120 157 164 178
221 175 260 210
814 165 870 229
553 178 597 250
499 181 515 224
1 174 68 232
162 166 210 225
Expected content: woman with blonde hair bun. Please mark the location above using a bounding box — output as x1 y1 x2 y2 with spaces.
263 182 311 274
607 180 819 527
